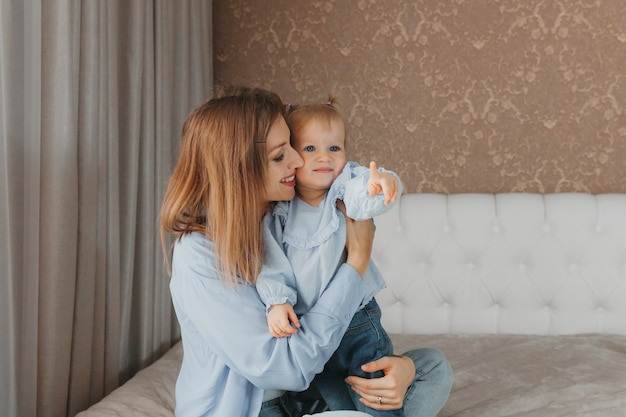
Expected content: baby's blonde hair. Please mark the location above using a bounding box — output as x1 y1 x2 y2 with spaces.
286 94 347 147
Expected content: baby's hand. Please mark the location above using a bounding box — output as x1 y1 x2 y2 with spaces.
267 303 300 338
367 161 398 205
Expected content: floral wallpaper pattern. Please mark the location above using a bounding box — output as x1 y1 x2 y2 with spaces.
214 0 626 194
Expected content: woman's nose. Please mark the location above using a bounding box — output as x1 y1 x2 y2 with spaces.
290 148 303 168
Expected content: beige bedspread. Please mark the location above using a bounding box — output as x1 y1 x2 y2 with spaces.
75 344 180 417
77 334 626 417
393 334 626 417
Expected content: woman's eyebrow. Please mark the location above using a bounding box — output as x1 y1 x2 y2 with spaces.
267 143 285 155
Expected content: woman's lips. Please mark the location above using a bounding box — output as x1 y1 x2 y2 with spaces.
280 175 296 186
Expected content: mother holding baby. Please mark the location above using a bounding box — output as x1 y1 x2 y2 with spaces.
160 85 453 417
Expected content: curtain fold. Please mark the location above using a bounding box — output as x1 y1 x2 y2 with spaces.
1 1 27 416
0 1 213 416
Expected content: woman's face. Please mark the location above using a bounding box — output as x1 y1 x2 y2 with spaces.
264 116 303 202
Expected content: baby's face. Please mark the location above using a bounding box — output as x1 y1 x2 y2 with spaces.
292 118 347 195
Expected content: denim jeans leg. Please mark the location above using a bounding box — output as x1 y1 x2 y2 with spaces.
342 300 402 417
259 397 287 417
401 348 454 417
312 369 355 411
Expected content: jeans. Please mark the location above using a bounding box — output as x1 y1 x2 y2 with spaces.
259 299 454 417
259 347 453 417
401 348 453 417
258 394 371 417
313 298 402 416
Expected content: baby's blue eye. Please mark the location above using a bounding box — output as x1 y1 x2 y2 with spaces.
330 146 341 152
304 145 315 152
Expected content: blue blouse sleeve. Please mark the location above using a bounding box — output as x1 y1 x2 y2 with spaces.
170 231 369 392
335 161 404 220
255 206 299 311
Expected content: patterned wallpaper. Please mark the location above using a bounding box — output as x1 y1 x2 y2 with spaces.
213 0 626 194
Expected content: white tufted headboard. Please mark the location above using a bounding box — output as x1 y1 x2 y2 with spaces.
372 193 626 336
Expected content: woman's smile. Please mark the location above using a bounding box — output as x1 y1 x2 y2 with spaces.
280 174 296 187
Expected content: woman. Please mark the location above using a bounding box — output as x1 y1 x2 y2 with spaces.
160 86 453 417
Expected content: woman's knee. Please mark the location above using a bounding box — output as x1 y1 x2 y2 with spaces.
403 347 454 386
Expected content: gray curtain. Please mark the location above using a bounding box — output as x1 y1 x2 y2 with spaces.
0 1 212 416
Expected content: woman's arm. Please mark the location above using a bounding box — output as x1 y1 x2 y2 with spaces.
338 200 373 277
170 219 373 392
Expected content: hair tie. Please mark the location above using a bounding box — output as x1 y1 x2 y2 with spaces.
326 101 332 106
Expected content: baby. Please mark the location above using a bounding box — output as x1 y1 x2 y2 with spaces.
256 96 403 416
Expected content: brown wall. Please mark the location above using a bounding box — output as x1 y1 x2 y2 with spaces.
213 0 626 194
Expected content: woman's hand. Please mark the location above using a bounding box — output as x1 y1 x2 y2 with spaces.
337 200 374 277
344 355 416 411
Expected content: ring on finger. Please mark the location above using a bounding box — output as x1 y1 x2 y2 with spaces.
377 396 383 405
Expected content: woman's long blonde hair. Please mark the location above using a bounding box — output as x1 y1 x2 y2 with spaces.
160 86 286 284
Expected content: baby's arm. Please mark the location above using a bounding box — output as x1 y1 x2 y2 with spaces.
366 161 399 205
267 303 301 338
341 161 404 220
257 205 302 338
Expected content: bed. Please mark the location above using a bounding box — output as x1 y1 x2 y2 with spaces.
76 193 626 417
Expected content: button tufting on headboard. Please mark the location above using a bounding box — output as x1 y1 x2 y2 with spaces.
372 193 626 336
